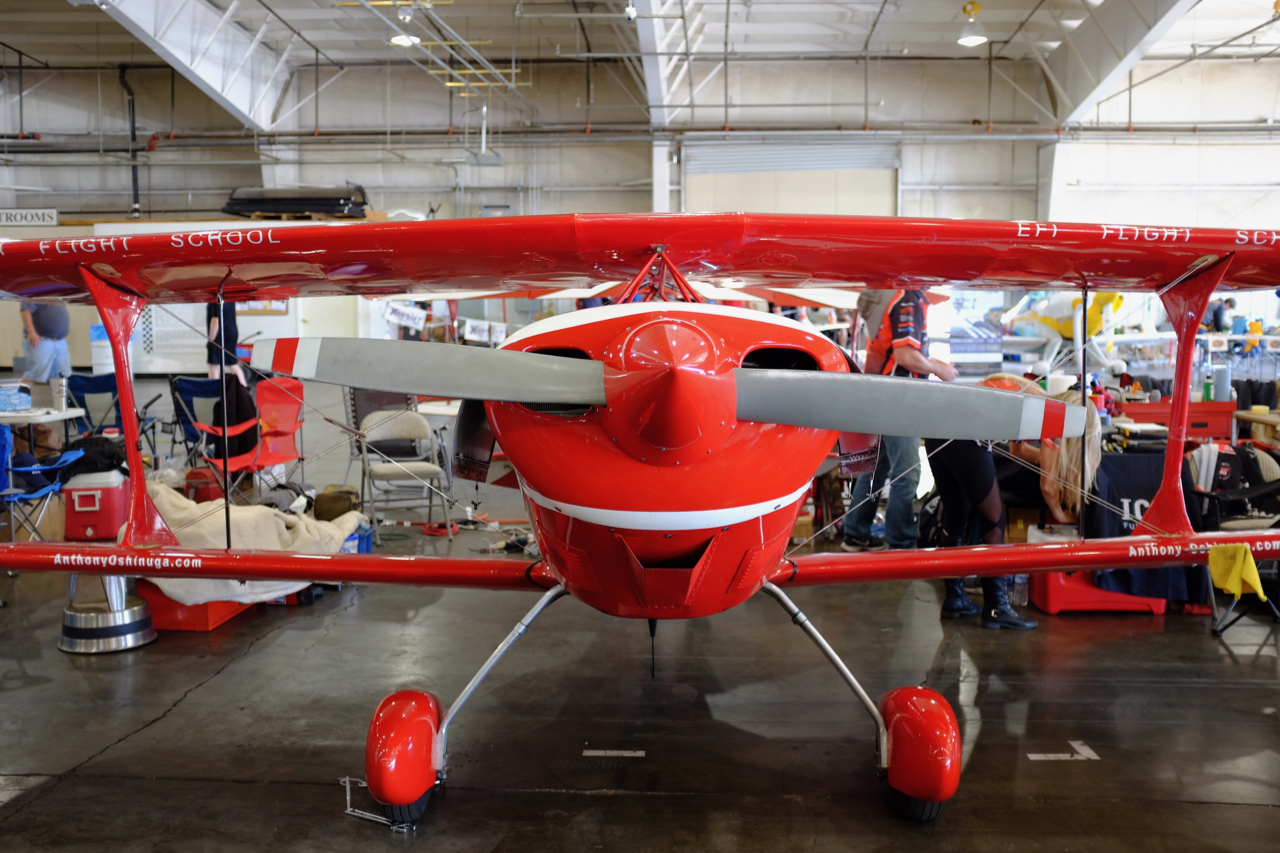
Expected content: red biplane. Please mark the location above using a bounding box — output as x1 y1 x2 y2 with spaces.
1 213 1275 825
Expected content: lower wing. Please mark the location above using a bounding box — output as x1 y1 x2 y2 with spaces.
0 543 557 590
770 529 1267 587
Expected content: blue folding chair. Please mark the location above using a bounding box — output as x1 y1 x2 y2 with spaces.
1 425 85 542
65 373 161 457
169 376 225 466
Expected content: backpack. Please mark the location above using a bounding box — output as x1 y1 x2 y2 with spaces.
315 484 362 521
209 376 259 459
57 435 129 483
916 489 945 550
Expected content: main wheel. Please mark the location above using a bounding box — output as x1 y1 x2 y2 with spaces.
366 690 442 824
879 686 960 821
384 786 433 824
889 787 943 822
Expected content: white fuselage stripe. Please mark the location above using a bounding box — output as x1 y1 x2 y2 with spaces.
501 302 811 348
521 481 811 531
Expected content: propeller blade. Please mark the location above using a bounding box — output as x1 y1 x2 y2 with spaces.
252 338 606 404
734 370 1086 440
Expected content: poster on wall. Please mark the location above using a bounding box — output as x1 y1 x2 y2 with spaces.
237 300 289 315
384 301 428 331
947 291 1005 379
135 304 209 373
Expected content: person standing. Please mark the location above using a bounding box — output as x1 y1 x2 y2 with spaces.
1200 296 1236 333
842 290 957 551
206 302 247 386
18 302 71 390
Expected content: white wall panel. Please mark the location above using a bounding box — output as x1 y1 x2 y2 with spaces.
686 169 895 215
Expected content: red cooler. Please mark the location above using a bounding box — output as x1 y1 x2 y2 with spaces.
65 471 130 541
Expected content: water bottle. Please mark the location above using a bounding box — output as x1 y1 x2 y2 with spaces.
1007 574 1030 607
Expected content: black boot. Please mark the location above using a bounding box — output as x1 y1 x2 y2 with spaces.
981 577 1038 630
941 578 980 618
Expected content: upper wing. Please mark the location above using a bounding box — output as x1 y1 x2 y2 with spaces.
2 213 1277 304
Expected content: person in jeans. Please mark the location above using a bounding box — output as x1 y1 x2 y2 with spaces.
842 289 957 551
19 302 71 391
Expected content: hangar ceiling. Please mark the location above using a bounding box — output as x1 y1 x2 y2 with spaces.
1 0 1277 132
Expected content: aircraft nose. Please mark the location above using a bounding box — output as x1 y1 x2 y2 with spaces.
600 319 737 464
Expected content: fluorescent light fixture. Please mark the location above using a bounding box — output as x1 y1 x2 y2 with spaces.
957 1 988 47
391 34 421 46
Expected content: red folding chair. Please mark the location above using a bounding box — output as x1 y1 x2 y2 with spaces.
255 377 305 481
200 378 305 499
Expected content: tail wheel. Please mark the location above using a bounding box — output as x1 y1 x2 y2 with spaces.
880 686 961 822
366 690 442 824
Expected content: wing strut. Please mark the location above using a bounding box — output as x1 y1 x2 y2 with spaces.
76 266 179 549
1137 255 1233 536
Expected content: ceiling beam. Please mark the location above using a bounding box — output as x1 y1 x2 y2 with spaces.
1044 0 1200 125
633 0 675 125
70 0 299 130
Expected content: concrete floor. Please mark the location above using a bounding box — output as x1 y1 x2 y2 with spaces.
2 376 1279 850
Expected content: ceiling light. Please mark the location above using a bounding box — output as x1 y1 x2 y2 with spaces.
624 3 638 20
957 1 988 47
391 34 421 46
398 4 413 23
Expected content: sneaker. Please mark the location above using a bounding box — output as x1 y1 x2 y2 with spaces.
841 534 888 552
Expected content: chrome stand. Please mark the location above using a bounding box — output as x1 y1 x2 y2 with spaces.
759 582 889 771
59 574 157 655
436 584 569 780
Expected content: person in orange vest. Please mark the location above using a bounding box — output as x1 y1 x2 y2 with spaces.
843 290 956 552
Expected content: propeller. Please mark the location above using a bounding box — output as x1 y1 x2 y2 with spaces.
253 338 1085 441
251 338 605 404
735 370 1086 440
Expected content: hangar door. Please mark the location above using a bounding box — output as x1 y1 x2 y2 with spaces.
683 142 898 216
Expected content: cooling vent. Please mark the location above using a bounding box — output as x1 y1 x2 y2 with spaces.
520 401 592 418
519 348 595 416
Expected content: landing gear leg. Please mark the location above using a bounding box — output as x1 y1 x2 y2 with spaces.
759 582 960 822
760 582 889 769
436 584 570 777
364 584 569 826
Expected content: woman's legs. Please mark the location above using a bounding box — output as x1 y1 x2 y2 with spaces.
926 439 981 618
926 441 1036 628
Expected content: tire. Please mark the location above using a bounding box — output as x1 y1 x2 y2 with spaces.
890 787 943 822
382 786 433 825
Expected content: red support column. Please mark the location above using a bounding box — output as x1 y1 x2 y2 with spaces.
1137 256 1233 537
76 266 178 549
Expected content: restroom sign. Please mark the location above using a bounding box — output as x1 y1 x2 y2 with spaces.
0 208 57 225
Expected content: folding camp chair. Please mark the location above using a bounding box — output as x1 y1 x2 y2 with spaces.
1186 445 1280 532
1 425 85 542
190 378 304 500
170 376 229 466
66 373 161 458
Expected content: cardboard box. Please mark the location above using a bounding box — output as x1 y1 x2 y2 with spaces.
1004 506 1041 544
791 513 813 545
